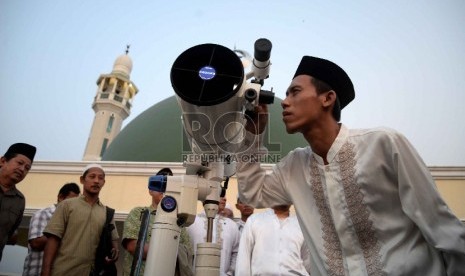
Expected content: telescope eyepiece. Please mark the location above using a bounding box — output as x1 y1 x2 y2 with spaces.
245 88 257 102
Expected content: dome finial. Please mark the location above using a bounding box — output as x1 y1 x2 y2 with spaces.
125 44 130 55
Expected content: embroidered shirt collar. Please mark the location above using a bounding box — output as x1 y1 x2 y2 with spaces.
311 124 349 164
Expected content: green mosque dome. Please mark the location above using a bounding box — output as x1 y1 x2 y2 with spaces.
102 96 307 163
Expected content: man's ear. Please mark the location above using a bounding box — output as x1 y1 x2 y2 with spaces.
322 90 337 108
57 195 64 202
0 156 6 166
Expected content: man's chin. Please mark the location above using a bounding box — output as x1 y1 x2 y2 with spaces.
87 188 101 195
285 126 298 134
11 175 24 184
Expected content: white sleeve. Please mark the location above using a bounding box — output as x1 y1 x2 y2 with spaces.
392 131 465 274
227 222 241 275
236 131 293 208
235 217 255 276
301 237 312 273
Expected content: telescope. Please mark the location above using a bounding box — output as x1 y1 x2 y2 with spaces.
143 38 274 276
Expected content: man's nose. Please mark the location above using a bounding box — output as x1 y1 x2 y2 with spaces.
281 97 289 108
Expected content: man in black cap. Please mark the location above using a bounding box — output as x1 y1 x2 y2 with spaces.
236 56 465 275
0 142 36 261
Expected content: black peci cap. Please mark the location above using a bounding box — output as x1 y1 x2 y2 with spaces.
293 56 355 109
4 143 36 162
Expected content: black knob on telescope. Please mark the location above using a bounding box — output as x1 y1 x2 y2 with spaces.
171 43 244 106
258 90 275 104
254 38 272 62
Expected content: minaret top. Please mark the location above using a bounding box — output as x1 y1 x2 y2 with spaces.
112 45 133 78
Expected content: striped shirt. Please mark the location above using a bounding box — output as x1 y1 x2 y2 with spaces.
22 204 56 276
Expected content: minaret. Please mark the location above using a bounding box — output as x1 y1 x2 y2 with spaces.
83 46 138 161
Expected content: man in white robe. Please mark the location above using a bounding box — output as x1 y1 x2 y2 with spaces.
236 56 465 275
236 205 311 275
187 197 240 276
235 196 255 234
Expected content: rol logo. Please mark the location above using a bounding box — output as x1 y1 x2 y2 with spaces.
199 66 216 80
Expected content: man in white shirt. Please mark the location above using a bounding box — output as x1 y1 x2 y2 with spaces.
236 205 311 276
187 197 240 276
235 196 254 234
219 203 234 220
236 56 465 275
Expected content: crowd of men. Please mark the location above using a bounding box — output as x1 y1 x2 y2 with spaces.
0 143 309 276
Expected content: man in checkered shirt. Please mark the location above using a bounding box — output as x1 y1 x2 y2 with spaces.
22 182 80 276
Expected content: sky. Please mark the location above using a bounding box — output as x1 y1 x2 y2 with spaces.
1 0 464 166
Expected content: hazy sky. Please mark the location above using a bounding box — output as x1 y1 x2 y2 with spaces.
1 0 464 166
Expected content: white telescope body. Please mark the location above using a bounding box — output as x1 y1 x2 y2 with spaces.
144 39 273 276
176 81 261 155
171 43 264 156
143 175 221 276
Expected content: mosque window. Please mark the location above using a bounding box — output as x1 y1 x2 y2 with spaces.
116 81 123 94
107 115 114 133
114 95 123 102
102 80 109 92
100 138 109 157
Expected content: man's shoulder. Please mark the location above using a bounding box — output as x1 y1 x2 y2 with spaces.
187 215 206 234
222 217 240 227
349 126 407 144
62 196 81 204
16 188 26 199
6 186 26 199
220 217 240 237
127 206 147 217
236 219 245 226
245 210 269 224
279 147 310 165
288 146 309 155
189 213 206 228
32 205 55 217
255 209 274 218
56 196 80 209
350 126 400 137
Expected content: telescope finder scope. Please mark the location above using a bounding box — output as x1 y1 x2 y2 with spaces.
148 175 167 193
254 38 272 62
